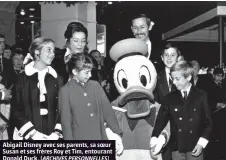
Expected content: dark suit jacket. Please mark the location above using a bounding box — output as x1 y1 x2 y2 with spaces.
152 86 212 152
193 75 211 92
3 57 12 71
154 70 176 104
207 79 226 112
4 67 24 88
51 48 68 84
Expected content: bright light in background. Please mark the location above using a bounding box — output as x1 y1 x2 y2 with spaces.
29 15 34 18
97 34 105 56
30 21 34 24
20 9 25 15
29 8 35 11
108 2 113 5
97 24 106 57
20 22 24 24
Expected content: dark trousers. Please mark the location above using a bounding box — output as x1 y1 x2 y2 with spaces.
162 147 172 160
172 151 203 160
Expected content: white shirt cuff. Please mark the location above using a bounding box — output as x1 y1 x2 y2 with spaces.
1 91 4 100
197 137 209 148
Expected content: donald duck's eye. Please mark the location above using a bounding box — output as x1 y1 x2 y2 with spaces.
139 65 151 87
117 69 128 89
140 75 147 86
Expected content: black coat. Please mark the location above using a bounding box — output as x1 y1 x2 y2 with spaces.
11 71 63 138
51 48 68 84
152 86 212 152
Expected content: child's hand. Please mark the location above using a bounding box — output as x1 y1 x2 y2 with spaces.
192 144 203 157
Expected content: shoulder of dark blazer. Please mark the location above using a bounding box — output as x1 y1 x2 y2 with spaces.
192 86 208 98
165 86 206 99
157 70 166 80
3 57 11 63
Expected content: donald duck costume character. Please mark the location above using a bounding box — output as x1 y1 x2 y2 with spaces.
105 38 171 160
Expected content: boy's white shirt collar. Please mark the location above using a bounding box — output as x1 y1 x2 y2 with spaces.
181 83 192 97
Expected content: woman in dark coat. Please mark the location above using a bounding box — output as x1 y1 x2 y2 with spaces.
12 37 63 140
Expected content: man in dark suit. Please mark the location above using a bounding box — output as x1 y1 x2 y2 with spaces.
131 13 154 59
151 60 212 160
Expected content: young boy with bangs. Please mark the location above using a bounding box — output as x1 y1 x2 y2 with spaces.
151 60 212 160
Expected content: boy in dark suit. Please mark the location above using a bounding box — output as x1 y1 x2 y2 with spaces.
154 43 182 103
151 60 212 160
153 43 182 160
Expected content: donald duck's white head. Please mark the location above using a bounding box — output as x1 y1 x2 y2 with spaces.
110 38 157 119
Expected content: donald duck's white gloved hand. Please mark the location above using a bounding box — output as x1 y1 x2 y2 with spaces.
105 128 124 156
31 131 48 140
150 135 166 156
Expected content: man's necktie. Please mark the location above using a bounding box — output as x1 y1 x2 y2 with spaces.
15 69 20 75
169 77 173 91
183 91 188 101
218 82 222 88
